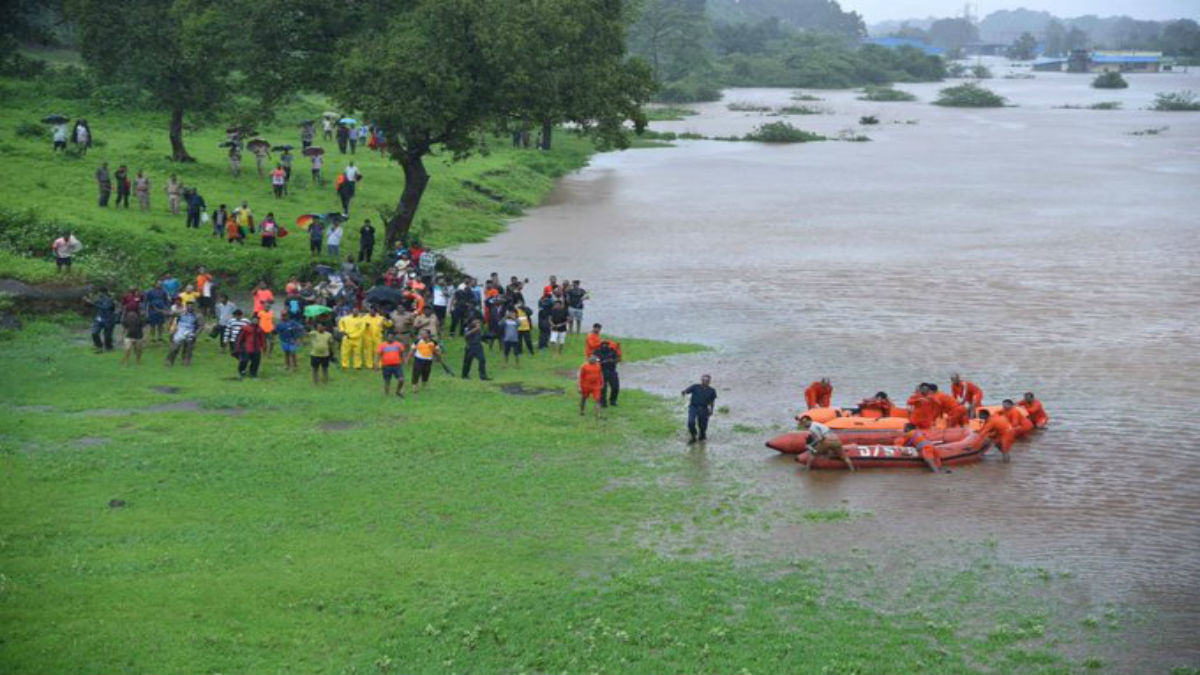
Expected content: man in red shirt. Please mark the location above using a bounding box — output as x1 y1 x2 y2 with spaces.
1019 392 1049 428
235 314 267 379
377 332 407 398
804 378 832 409
578 355 604 419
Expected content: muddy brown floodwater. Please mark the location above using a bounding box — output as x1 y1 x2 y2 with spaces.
452 60 1200 668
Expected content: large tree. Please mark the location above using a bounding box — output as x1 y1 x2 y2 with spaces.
929 17 979 51
72 0 232 162
628 0 710 82
333 0 650 246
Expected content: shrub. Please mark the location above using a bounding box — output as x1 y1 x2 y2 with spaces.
858 85 916 102
1151 90 1200 111
654 77 722 103
971 64 993 79
947 62 968 78
791 93 823 101
934 82 1007 107
47 66 95 100
90 83 154 111
1092 72 1128 89
644 107 698 121
14 121 46 139
743 122 824 143
858 115 879 125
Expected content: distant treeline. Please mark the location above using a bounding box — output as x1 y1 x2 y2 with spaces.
629 0 945 103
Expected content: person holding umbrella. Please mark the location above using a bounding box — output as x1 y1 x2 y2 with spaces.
300 121 315 149
307 216 324 257
248 139 271 177
307 147 324 185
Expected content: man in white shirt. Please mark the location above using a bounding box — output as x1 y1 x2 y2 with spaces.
52 232 82 273
797 415 855 471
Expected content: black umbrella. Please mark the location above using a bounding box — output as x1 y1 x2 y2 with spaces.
218 141 238 148
366 286 402 309
272 144 294 152
42 114 69 124
247 139 271 152
324 212 346 224
302 146 325 157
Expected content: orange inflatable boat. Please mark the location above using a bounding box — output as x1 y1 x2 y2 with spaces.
793 433 990 470
765 426 972 454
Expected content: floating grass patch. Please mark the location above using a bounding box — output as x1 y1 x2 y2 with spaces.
726 101 771 112
743 121 825 143
858 85 916 102
934 82 1008 108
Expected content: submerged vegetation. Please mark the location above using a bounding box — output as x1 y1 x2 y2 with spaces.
1092 71 1129 89
643 106 699 121
742 121 825 143
858 85 918 102
1151 90 1200 111
1056 101 1122 110
934 82 1008 108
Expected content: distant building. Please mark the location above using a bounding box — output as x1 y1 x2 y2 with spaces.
1067 49 1090 73
863 37 945 57
1089 51 1162 73
963 42 1008 57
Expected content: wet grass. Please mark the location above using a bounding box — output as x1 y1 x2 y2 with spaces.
0 320 1130 673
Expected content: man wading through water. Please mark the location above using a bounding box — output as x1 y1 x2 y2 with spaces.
681 375 717 443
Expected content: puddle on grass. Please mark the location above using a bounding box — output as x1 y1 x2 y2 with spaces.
318 420 364 432
151 386 182 394
82 401 245 416
499 383 566 397
73 436 111 447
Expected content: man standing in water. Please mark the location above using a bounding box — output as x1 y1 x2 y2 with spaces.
681 374 717 443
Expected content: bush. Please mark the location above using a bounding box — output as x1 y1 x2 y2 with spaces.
859 115 879 125
644 107 698 121
934 82 1007 107
946 62 968 78
791 93 823 101
743 122 824 143
727 101 771 112
14 121 46 139
858 85 916 102
779 105 824 115
971 64 993 79
90 83 154 111
47 66 95 100
1151 90 1200 111
1092 72 1128 89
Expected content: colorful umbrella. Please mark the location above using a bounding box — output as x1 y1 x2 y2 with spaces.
303 304 333 318
302 146 324 157
338 117 358 126
42 114 69 124
294 214 322 229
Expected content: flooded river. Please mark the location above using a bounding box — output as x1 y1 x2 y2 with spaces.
452 62 1200 667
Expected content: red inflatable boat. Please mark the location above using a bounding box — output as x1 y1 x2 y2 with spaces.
792 433 990 470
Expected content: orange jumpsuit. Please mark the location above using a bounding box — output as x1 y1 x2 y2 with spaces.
894 428 940 469
952 380 983 407
578 362 603 400
584 333 602 358
1002 407 1034 437
804 381 832 409
1019 399 1049 428
907 393 939 430
932 391 967 427
980 415 1015 453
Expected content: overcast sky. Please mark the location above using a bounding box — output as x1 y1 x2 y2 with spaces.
843 0 1199 23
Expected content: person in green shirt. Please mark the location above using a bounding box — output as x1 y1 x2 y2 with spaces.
309 323 335 385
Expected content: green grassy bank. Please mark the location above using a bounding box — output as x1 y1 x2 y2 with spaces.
0 322 1121 674
0 75 596 289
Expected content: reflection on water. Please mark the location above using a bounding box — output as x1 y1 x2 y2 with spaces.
452 61 1200 666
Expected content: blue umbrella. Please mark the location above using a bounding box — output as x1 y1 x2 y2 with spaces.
338 117 358 126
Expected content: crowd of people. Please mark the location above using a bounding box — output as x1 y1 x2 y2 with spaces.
793 376 1049 471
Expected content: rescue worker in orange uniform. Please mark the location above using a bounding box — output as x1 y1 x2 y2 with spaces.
929 384 968 427
977 409 1015 462
1019 392 1049 428
907 383 940 430
1001 399 1034 437
584 322 603 359
578 355 604 418
894 423 949 473
951 373 984 417
804 378 832 409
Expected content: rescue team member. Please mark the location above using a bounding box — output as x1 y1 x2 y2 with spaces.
338 308 367 369
1020 392 1049 428
377 332 406 398
309 323 334 385
907 383 940 430
682 374 718 444
804 378 832 409
578 355 604 418
1001 399 1034 436
594 339 621 407
362 306 386 369
796 415 855 472
584 323 603 359
977 409 1015 462
895 423 949 473
409 329 439 394
858 391 893 418
929 384 967 427
951 373 984 417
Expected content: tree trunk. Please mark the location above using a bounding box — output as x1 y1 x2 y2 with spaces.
540 120 553 150
169 107 194 162
386 151 430 248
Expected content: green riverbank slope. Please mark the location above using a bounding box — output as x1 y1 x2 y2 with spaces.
0 75 596 289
